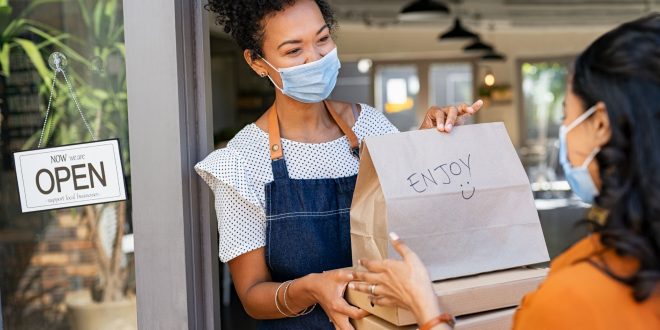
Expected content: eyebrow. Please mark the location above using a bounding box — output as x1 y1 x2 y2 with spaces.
276 25 329 50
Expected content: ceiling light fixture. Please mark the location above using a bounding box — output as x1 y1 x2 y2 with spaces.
438 17 478 41
399 0 450 21
481 51 506 61
464 38 494 52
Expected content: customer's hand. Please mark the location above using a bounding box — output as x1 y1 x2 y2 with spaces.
350 233 442 325
310 269 369 330
420 100 484 132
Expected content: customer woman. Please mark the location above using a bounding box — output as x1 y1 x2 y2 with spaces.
196 1 482 329
351 13 660 330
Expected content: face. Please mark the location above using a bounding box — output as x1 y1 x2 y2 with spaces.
562 79 612 189
245 0 336 88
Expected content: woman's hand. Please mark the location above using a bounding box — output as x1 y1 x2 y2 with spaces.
350 233 442 325
308 269 369 330
420 100 484 132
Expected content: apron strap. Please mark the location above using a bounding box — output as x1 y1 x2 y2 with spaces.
268 107 284 160
325 100 360 158
267 100 360 161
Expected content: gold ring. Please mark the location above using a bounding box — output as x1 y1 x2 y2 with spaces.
369 283 377 296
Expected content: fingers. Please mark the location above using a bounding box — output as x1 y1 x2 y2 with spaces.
331 316 354 330
421 115 435 131
351 271 382 284
349 281 378 296
358 258 388 273
327 268 356 282
445 106 458 132
347 282 400 308
422 99 484 132
369 295 399 308
335 299 369 320
455 100 484 126
389 232 414 259
433 108 446 132
470 99 484 113
342 269 356 282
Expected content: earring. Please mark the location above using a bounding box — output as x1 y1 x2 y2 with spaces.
260 72 266 77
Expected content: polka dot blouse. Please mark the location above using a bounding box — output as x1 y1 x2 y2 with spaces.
195 104 399 262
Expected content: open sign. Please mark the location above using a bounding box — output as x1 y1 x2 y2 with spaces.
13 139 127 213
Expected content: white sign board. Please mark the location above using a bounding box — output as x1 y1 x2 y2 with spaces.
13 139 127 213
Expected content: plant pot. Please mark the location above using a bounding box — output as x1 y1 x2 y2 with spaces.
66 290 137 330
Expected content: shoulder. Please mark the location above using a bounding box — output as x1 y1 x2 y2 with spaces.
353 103 400 137
514 263 602 329
514 259 643 329
326 100 358 127
195 124 269 196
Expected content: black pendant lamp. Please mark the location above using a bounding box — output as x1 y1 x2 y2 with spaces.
400 0 450 21
439 18 479 40
464 38 494 52
481 50 506 61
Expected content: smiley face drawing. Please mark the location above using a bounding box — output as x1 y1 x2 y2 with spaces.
460 181 476 200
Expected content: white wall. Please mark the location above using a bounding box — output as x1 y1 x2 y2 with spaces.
335 23 613 146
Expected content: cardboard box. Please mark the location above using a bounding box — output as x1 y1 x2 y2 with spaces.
352 307 517 330
347 267 547 326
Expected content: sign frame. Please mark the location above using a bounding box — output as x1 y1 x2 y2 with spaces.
13 138 128 213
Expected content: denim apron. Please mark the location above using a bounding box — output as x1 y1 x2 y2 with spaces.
260 101 360 330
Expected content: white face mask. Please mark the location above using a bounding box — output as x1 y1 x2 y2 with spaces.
559 105 600 203
260 47 341 103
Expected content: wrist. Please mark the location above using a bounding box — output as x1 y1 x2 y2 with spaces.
411 291 442 325
298 273 320 303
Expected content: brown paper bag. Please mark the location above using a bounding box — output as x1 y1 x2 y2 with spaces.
350 122 549 281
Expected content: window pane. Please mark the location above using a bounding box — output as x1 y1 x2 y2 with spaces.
375 65 419 131
521 61 568 144
520 60 569 184
429 63 473 107
0 1 135 329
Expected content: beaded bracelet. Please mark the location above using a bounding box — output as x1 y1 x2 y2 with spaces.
419 313 456 330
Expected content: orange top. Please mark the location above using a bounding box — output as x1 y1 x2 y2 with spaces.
513 234 660 330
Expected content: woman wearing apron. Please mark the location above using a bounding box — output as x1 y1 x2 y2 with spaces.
196 1 483 329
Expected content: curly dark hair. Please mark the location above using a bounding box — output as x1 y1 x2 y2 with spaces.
205 0 337 60
573 13 660 302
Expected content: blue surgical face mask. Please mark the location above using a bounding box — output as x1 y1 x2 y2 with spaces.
260 47 341 103
559 105 600 204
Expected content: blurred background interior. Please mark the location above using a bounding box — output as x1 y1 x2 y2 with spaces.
0 0 657 329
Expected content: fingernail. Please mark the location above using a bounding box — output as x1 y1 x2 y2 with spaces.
348 273 354 280
446 124 453 131
389 232 400 241
358 259 363 266
348 282 355 290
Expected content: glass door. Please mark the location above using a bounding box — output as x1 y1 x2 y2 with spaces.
0 1 135 329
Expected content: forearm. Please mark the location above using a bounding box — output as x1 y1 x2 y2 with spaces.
241 273 319 319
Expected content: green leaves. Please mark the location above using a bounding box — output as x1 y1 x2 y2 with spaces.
13 38 50 85
0 43 9 77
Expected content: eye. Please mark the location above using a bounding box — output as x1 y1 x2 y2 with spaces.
286 48 301 56
319 35 330 43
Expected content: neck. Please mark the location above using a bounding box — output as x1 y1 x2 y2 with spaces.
273 93 334 141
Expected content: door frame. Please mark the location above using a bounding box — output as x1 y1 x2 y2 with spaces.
123 0 219 328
